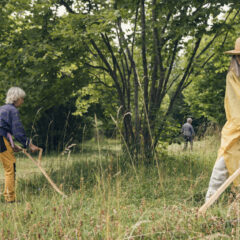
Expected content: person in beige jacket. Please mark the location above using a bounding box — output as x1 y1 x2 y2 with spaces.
205 37 240 201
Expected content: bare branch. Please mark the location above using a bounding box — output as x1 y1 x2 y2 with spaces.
150 0 165 110
169 37 202 111
153 37 202 147
115 23 132 109
161 11 172 36
157 39 179 104
59 0 75 14
131 0 140 56
90 39 125 105
165 74 181 94
84 63 109 72
141 0 149 112
196 8 235 60
117 16 140 147
91 78 114 89
101 33 126 90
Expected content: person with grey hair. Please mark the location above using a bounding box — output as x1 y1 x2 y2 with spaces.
205 37 240 202
181 117 195 150
0 87 39 203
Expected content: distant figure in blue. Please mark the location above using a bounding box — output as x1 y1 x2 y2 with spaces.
181 118 195 151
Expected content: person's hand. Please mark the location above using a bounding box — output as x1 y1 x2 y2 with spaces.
13 145 22 153
29 143 40 153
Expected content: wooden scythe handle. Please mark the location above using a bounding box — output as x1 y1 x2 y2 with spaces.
198 167 240 216
19 146 66 197
38 148 43 163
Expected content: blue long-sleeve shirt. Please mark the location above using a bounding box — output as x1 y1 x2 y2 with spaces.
0 104 29 148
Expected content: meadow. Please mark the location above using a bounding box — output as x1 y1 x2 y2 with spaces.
0 136 239 239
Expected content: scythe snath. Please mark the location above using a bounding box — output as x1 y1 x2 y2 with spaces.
198 167 240 216
7 132 66 197
19 146 67 197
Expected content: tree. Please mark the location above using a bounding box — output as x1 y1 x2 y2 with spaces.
1 0 240 158
52 0 240 160
0 0 92 150
183 22 240 127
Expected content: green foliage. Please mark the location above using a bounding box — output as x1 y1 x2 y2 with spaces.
1 0 240 154
183 21 240 126
0 0 93 149
70 0 240 157
73 84 101 117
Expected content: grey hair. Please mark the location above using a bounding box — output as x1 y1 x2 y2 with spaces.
5 87 26 104
229 56 240 77
187 118 192 123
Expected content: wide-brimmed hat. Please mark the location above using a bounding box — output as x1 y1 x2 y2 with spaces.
224 37 240 55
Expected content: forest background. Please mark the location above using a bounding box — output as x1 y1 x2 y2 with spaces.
1 0 240 157
2 1 240 239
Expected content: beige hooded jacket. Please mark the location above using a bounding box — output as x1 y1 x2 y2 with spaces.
218 69 240 185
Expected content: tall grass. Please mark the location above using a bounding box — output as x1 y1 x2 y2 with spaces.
0 136 239 239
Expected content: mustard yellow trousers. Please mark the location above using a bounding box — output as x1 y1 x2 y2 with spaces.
0 137 16 202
